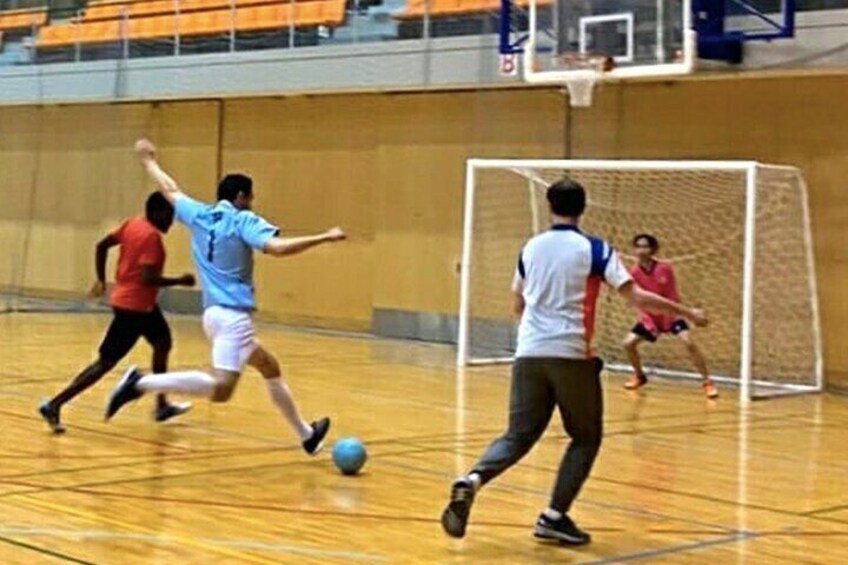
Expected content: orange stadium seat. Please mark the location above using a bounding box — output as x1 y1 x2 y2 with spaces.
0 7 48 31
37 0 346 47
82 0 312 22
395 0 551 19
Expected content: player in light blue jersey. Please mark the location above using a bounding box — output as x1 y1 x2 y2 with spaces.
106 139 345 455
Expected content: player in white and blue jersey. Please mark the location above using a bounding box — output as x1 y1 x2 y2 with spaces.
441 179 708 545
105 139 345 455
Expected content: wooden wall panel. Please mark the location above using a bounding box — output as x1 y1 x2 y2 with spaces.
2 77 843 387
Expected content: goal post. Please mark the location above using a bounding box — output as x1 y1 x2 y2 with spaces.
457 159 823 403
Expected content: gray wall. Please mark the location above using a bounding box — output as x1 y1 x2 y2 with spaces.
0 36 511 105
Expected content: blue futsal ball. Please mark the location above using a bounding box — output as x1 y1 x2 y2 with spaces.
332 438 367 476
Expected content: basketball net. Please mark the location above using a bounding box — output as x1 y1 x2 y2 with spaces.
555 53 615 108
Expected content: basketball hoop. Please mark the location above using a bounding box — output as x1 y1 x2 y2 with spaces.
554 53 615 108
564 75 597 108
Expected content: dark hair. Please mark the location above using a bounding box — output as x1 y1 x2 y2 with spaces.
217 173 253 203
633 233 660 251
546 178 586 217
145 191 173 218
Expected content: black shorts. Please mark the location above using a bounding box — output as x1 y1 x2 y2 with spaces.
631 319 689 343
99 307 172 364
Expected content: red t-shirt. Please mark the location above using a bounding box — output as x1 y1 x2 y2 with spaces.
630 260 680 333
109 217 165 312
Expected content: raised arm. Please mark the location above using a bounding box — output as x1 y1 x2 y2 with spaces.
263 227 346 257
617 282 708 327
134 139 184 204
89 234 120 298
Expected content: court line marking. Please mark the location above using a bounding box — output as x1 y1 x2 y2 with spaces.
802 503 848 516
753 530 848 537
0 446 291 481
383 441 848 531
1 459 842 562
207 539 388 562
32 433 713 539
0 527 160 541
0 533 97 565
2 496 280 565
0 348 840 560
0 431 782 540
377 456 739 534
0 398 796 479
0 352 840 524
0 408 194 454
577 531 759 564
0 445 445 499
396 435 829 522
0 444 276 462
1 397 836 533
4 365 811 478
0 527 387 563
0 365 762 441
0 381 512 451
29 488 624 534
44 486 451 525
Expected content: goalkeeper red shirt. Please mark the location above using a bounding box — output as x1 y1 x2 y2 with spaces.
631 260 680 333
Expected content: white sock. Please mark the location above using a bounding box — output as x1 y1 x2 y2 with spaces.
137 371 216 398
264 377 312 441
543 508 563 521
468 472 482 491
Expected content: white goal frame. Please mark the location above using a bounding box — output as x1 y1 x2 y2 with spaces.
456 159 824 404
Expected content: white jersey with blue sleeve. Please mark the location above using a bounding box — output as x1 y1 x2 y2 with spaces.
512 224 632 359
174 195 279 311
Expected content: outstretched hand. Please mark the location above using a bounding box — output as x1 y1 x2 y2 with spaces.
326 227 347 242
178 274 196 287
690 308 709 328
134 138 157 162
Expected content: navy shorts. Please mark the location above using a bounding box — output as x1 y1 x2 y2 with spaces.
631 319 689 343
99 307 172 364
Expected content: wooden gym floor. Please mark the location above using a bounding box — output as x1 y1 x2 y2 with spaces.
0 312 846 564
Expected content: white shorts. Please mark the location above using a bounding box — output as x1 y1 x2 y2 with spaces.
202 305 259 372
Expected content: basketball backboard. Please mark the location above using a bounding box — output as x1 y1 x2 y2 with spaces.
502 0 695 104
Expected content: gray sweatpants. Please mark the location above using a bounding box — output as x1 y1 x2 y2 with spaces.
471 357 604 513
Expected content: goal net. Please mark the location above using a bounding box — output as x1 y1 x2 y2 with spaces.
457 159 823 402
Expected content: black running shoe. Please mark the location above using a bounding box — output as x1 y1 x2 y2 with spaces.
441 477 476 538
302 417 330 455
38 401 66 435
533 513 591 545
105 366 144 421
154 402 192 423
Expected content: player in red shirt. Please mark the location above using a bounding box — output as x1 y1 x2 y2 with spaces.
38 193 197 433
623 234 718 399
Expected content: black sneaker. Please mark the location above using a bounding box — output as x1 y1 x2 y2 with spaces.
533 513 591 545
38 401 66 435
441 477 476 538
154 402 192 423
105 366 144 421
302 417 330 455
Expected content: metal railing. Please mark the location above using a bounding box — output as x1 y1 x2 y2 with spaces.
2 0 526 64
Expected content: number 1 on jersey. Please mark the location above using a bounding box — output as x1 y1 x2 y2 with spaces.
207 230 216 262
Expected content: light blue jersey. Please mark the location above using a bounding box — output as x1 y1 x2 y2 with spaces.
174 195 279 311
